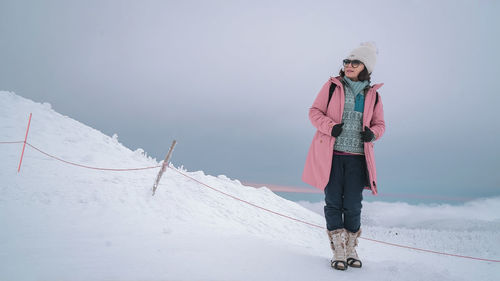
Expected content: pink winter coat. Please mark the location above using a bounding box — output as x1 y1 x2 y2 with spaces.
302 76 385 195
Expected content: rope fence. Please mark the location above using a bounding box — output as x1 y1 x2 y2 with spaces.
169 167 500 263
26 142 161 171
2 118 499 264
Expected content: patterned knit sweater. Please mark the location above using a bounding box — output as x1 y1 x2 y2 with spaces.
333 76 370 154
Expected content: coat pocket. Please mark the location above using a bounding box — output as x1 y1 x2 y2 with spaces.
316 131 332 145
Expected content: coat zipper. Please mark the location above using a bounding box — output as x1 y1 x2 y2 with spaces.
363 88 374 190
364 154 372 188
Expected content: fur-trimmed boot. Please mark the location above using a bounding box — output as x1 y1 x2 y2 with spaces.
345 228 362 268
326 228 347 270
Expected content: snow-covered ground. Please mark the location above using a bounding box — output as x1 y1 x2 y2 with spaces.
1 91 499 281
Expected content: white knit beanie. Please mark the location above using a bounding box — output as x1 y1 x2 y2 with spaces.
347 41 378 74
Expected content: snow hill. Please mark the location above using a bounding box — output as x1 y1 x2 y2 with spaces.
1 91 499 281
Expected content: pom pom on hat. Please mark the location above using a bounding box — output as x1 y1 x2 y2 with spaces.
347 41 378 74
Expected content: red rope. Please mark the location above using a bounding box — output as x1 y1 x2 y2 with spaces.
168 167 500 263
26 143 161 171
169 167 325 229
359 236 500 263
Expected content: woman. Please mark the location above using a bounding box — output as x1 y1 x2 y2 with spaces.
302 42 385 271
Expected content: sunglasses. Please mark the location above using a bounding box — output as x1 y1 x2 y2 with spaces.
343 59 363 68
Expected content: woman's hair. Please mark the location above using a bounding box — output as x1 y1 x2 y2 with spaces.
338 65 371 83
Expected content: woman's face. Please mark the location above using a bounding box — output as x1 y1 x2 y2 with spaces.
344 60 365 81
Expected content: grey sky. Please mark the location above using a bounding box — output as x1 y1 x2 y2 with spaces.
1 0 499 199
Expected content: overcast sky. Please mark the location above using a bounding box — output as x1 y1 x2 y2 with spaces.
1 0 499 199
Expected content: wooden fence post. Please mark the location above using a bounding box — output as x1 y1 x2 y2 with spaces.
18 113 32 173
152 140 177 196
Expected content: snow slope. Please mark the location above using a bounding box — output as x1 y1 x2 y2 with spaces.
1 91 499 281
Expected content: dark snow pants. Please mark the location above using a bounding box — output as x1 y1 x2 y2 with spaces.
324 152 367 233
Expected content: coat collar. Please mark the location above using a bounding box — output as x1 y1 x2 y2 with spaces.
329 76 384 92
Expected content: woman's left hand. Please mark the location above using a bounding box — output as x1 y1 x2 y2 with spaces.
360 126 375 142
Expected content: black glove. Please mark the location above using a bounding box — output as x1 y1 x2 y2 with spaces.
331 123 344 137
360 126 375 142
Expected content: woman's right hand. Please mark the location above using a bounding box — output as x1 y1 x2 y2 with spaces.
331 123 344 137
